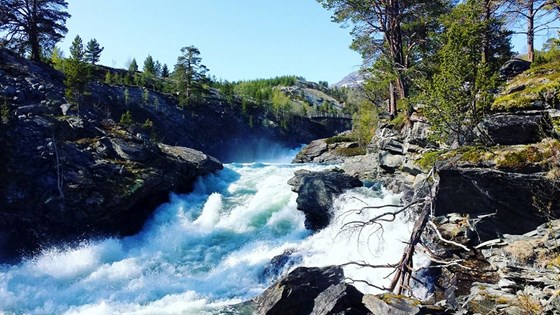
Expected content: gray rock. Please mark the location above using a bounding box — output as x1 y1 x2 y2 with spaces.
499 58 531 78
253 266 345 315
476 112 554 145
288 170 362 231
379 151 404 171
362 294 421 315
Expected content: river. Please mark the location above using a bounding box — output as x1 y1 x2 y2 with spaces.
0 151 411 314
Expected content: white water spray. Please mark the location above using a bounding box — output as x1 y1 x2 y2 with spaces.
0 156 412 314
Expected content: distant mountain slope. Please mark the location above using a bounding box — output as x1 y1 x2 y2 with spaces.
333 71 364 88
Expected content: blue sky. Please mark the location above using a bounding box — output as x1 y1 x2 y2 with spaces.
59 0 363 84
59 1 557 84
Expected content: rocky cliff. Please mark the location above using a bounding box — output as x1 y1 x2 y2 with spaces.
280 60 560 314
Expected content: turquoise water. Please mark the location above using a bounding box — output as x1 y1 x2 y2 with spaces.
0 158 408 314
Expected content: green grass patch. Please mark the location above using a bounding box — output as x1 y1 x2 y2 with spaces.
416 151 442 170
335 146 367 157
325 134 356 144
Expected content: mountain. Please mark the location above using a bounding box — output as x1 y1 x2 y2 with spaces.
332 71 365 88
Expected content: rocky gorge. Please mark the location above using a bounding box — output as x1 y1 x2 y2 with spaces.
2 45 560 314
249 61 560 314
0 49 344 262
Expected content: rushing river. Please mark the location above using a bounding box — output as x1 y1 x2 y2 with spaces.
0 151 411 314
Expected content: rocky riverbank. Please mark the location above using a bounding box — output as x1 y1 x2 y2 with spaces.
280 62 560 313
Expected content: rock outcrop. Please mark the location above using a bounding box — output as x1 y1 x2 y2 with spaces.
476 111 554 145
288 169 363 231
0 48 227 261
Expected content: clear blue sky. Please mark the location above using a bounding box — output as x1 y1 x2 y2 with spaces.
59 0 363 84
59 1 557 84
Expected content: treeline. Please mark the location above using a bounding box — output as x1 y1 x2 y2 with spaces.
318 0 560 146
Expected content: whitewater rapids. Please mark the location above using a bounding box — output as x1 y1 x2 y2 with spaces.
0 154 411 314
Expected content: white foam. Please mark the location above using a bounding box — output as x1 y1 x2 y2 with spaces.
0 161 413 314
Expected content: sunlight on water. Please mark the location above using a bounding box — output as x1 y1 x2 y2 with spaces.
0 152 411 314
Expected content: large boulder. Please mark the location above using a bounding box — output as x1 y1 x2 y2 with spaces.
499 58 531 79
434 163 560 242
288 170 363 231
253 266 369 315
476 112 554 145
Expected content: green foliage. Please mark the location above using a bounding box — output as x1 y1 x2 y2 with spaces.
142 89 149 107
352 101 378 147
64 36 90 105
124 88 130 106
143 55 156 75
325 135 356 144
128 58 138 74
335 146 367 157
161 64 170 78
416 151 442 170
119 110 133 127
493 60 560 111
174 45 209 111
104 71 112 84
69 35 84 61
50 46 65 71
84 38 103 64
142 118 153 129
0 0 70 61
420 0 509 145
1 97 10 124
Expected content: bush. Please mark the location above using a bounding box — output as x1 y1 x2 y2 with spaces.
119 110 133 127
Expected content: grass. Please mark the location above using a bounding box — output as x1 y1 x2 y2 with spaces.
416 151 442 170
325 134 356 144
440 139 560 170
335 146 367 157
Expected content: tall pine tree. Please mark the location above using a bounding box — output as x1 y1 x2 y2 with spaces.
84 38 104 64
0 0 70 61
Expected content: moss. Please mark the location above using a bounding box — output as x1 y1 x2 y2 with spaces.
335 146 366 157
416 151 442 170
390 113 406 130
493 60 560 111
325 134 356 144
552 117 560 133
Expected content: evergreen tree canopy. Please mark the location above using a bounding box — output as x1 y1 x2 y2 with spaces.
84 38 104 64
128 58 138 73
161 64 170 78
0 0 70 61
174 45 209 109
69 35 84 61
143 55 156 75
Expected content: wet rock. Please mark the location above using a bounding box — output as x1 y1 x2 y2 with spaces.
261 250 303 282
254 265 365 315
288 170 362 231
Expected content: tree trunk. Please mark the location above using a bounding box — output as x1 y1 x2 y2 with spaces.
481 0 491 64
29 0 40 61
387 0 410 117
527 0 535 63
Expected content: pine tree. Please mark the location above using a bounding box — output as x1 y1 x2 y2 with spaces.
161 64 170 78
128 58 138 73
84 38 104 64
174 46 209 111
0 0 70 61
64 35 90 104
421 0 512 145
143 55 156 75
69 35 84 61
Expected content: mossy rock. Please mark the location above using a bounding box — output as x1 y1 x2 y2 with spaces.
493 61 560 111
